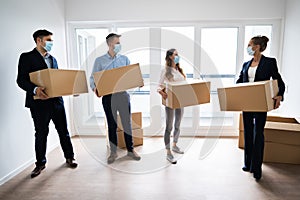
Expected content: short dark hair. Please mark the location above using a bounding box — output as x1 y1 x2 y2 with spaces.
33 29 53 43
106 33 121 45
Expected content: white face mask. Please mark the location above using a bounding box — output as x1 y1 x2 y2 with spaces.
247 46 255 56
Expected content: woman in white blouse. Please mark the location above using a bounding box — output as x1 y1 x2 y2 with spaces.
157 49 186 164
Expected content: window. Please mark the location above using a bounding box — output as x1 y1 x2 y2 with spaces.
70 20 281 136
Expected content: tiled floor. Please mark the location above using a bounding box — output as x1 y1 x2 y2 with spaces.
0 137 299 200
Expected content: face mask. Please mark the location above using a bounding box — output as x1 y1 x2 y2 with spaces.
43 41 53 52
113 44 121 54
247 46 255 56
174 56 180 64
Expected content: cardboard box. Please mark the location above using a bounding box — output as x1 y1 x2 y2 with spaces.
105 112 144 148
239 114 300 164
238 114 300 149
117 129 143 149
218 80 278 112
162 80 210 109
93 63 144 96
30 69 88 99
264 142 300 164
264 120 300 146
117 112 142 131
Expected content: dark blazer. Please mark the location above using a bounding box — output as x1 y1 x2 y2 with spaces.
17 48 63 108
236 55 285 99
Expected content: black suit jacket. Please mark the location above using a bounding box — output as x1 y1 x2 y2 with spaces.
236 55 285 99
17 48 63 108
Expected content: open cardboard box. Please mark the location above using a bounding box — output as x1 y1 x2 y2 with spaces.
238 114 300 164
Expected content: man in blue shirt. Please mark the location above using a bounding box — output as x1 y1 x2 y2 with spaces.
90 33 141 164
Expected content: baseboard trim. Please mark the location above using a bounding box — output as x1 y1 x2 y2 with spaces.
0 142 59 186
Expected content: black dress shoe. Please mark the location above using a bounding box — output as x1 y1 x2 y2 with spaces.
31 165 45 178
254 172 262 181
66 158 78 168
242 166 250 172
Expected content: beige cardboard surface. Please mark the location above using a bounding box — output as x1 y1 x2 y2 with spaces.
117 112 142 131
117 129 143 149
30 69 88 99
93 63 144 96
162 80 210 109
265 122 300 145
238 130 244 149
264 142 300 164
218 80 278 112
239 114 300 149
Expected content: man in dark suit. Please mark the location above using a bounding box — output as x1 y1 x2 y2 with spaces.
17 29 78 178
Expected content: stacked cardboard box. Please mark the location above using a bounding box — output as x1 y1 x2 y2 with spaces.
93 63 144 96
106 112 143 149
238 113 300 164
218 80 278 112
29 69 88 99
117 112 143 148
162 79 210 109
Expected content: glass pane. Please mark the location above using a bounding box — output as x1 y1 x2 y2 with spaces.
201 28 238 75
200 28 238 127
76 28 109 116
117 28 151 125
244 25 272 60
161 27 195 78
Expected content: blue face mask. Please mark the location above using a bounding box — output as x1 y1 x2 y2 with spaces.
247 46 255 56
114 44 121 54
174 56 180 64
44 41 53 52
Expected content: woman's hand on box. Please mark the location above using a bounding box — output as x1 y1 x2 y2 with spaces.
273 95 283 109
159 89 168 100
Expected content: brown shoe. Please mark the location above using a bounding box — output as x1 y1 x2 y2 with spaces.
127 150 141 161
31 165 45 178
66 158 78 168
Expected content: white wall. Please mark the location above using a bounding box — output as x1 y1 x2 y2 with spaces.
0 0 67 184
280 0 300 116
65 0 285 21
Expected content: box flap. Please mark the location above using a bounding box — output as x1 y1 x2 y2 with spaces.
265 121 300 132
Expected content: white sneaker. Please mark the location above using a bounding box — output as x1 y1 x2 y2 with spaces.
172 145 184 154
167 153 177 164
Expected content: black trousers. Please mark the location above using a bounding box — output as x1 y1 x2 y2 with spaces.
242 111 267 174
30 100 74 166
102 92 133 153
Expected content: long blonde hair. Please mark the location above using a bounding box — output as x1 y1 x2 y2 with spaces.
165 48 186 81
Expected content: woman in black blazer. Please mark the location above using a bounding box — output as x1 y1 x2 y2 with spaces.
236 36 285 181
